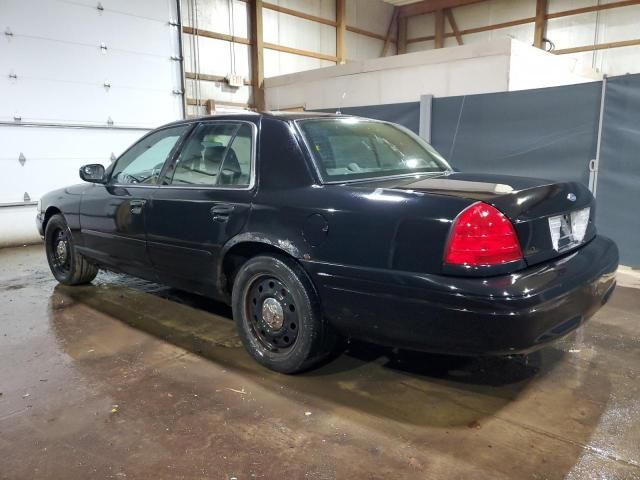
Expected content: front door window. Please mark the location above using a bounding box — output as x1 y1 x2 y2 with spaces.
111 125 189 185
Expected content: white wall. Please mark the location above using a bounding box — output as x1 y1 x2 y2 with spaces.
264 38 599 111
508 38 600 90
182 0 395 116
0 0 184 246
406 0 640 76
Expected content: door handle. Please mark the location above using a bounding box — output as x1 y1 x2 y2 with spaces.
210 204 235 222
130 199 146 215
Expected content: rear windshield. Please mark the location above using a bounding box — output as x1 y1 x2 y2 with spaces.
298 118 450 182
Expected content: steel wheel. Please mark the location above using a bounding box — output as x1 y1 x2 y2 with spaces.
48 227 72 276
244 275 299 351
44 214 98 285
232 254 338 373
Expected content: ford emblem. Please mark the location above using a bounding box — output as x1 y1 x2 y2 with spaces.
567 193 577 202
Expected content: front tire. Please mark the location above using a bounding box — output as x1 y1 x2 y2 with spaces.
231 255 336 373
45 214 98 285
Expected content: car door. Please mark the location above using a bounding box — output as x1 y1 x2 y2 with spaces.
144 120 257 293
79 124 192 272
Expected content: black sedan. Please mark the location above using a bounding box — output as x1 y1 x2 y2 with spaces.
37 112 619 373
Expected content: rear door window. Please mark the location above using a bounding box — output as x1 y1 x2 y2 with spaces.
167 122 254 187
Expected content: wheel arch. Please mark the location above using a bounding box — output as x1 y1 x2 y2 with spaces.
43 206 62 232
217 233 307 299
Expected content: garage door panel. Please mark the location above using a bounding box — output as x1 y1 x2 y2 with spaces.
5 0 177 58
1 37 177 91
1 78 181 126
0 126 147 204
65 0 178 23
0 126 145 160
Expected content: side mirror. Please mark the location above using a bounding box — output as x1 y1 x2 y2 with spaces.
79 164 106 183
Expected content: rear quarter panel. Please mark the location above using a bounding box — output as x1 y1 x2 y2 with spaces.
250 184 472 274
249 117 473 275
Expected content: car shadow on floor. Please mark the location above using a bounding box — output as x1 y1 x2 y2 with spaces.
50 272 573 429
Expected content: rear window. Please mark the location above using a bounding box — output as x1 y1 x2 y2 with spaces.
298 118 450 182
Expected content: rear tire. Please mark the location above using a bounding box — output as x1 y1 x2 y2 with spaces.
45 214 98 285
231 254 336 373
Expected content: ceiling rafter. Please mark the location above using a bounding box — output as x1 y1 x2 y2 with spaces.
398 0 488 17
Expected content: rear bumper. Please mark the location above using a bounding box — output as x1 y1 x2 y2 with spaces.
302 235 618 355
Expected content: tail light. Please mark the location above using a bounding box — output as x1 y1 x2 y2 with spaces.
444 202 523 266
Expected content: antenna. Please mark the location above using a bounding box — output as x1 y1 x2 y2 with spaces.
336 91 347 114
336 71 355 114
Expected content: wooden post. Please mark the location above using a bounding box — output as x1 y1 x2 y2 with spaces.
381 7 398 56
534 0 548 49
336 0 347 64
445 8 463 45
434 9 445 48
397 15 407 54
249 0 265 110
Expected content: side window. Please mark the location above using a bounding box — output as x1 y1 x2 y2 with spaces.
112 125 189 185
169 122 253 187
220 124 253 186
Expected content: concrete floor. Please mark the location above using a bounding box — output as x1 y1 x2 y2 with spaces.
1 245 639 479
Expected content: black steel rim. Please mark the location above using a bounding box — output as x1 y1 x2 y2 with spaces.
48 228 71 275
245 275 299 352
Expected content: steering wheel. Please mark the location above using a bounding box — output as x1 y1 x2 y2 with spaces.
119 173 141 184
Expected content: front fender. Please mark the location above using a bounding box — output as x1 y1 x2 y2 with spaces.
39 184 89 234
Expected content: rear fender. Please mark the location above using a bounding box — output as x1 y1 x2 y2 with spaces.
215 232 307 298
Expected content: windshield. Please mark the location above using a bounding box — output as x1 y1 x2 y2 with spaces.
298 118 451 182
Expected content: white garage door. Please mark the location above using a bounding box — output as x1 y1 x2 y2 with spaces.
0 0 184 246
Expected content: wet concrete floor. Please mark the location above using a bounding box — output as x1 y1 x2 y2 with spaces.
1 244 639 479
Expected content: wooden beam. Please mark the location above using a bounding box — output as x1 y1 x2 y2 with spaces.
434 9 445 48
445 8 463 45
546 0 640 19
187 98 254 109
381 7 399 56
554 37 640 55
249 0 265 111
400 0 486 17
534 0 548 49
404 0 640 47
407 17 535 43
185 72 252 86
262 2 337 26
182 26 251 45
397 15 408 54
459 16 535 36
264 42 339 62
336 0 347 64
184 25 336 64
347 25 395 43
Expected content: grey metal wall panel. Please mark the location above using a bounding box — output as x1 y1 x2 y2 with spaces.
431 83 602 186
595 74 640 266
318 102 421 134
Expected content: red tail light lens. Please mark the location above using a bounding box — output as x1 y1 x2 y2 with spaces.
444 202 523 266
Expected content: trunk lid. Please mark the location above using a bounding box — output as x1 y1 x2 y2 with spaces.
351 172 596 268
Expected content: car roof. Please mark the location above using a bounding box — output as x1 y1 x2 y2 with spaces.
161 111 355 128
